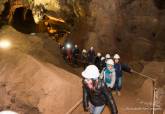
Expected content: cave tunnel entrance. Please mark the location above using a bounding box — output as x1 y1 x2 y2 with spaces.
12 7 37 34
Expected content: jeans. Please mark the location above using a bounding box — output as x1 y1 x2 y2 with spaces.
89 103 105 114
114 77 122 91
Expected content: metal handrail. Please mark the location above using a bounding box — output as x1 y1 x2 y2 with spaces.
64 69 157 114
65 98 82 114
132 70 156 82
133 70 157 114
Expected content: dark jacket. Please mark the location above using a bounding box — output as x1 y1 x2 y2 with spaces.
83 79 118 114
114 63 131 78
94 56 101 71
72 48 79 58
87 50 96 64
100 59 106 71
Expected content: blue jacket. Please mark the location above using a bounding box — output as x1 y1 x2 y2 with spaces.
114 63 131 78
100 68 116 88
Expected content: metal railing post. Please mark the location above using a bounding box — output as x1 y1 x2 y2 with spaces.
132 70 157 114
152 81 156 114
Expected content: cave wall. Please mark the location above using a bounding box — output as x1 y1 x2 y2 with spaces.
34 0 60 12
70 0 165 61
0 0 8 18
0 0 7 15
115 0 165 61
68 0 119 53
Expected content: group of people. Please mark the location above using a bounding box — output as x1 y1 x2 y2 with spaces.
60 43 80 65
59 43 134 114
81 53 134 114
60 43 107 69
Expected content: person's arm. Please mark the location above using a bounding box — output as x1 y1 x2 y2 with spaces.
121 64 132 73
109 70 116 88
83 83 89 111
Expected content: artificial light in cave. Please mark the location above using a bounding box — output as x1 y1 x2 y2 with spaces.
0 39 11 49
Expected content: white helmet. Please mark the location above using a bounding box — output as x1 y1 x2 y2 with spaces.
82 49 87 53
0 111 18 114
101 57 105 61
97 52 101 57
75 44 78 48
114 54 120 59
82 65 100 79
105 54 111 59
106 59 114 65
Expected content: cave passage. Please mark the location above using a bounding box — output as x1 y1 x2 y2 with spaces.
12 7 37 34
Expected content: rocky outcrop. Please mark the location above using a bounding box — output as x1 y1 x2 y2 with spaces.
0 51 81 114
0 26 82 113
0 0 7 15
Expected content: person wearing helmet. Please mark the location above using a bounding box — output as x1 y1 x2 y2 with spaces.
81 49 88 69
105 54 111 61
87 47 96 64
72 44 80 65
99 59 118 113
82 65 118 114
105 54 111 59
63 40 74 64
100 59 116 89
94 52 102 72
113 54 133 96
65 43 73 64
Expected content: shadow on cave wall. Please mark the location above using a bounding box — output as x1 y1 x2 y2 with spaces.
153 0 165 10
0 1 10 26
12 7 37 34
